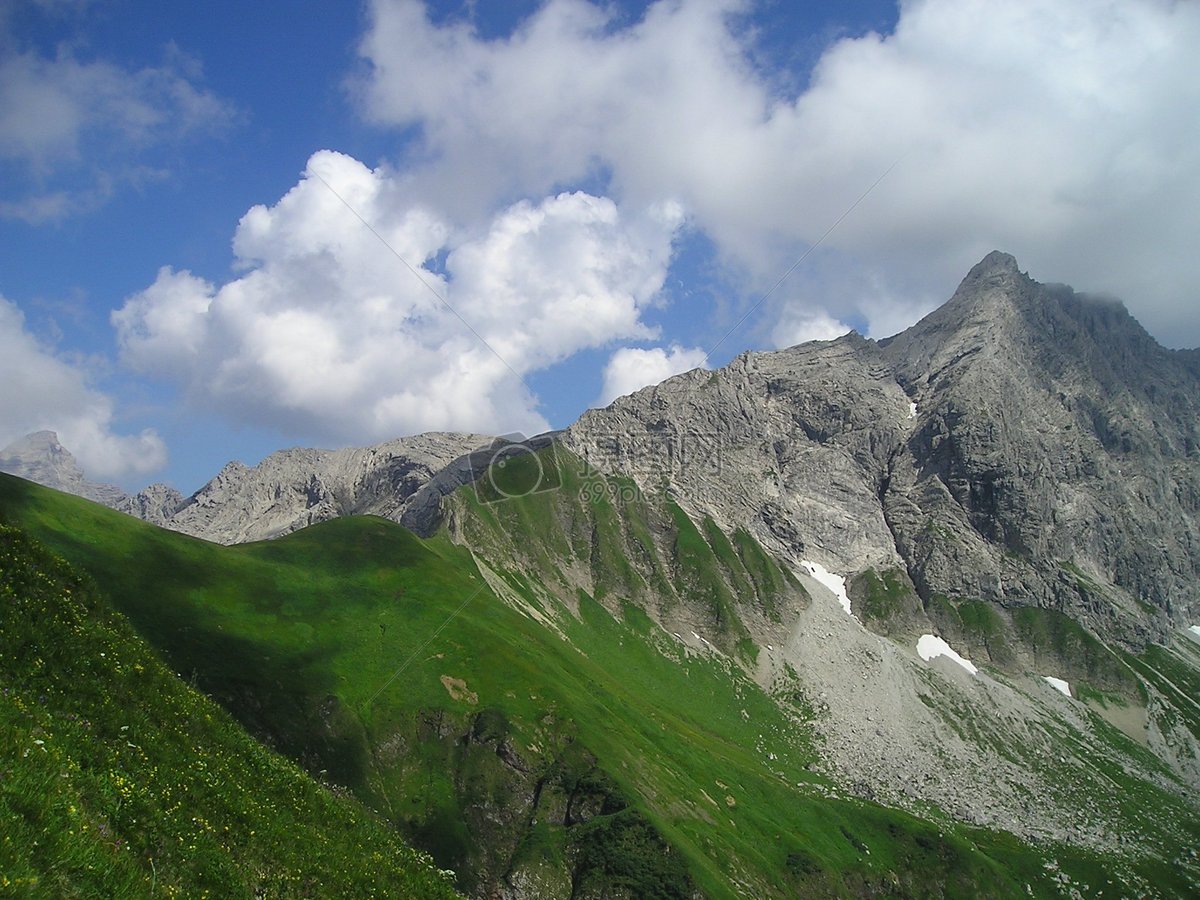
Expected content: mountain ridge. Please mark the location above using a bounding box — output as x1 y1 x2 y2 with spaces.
567 251 1198 647
5 251 1200 896
5 252 1195 644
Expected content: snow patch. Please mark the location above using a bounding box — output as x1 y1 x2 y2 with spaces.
908 401 918 419
1043 676 1072 697
1189 625 1200 638
801 560 853 617
916 634 978 675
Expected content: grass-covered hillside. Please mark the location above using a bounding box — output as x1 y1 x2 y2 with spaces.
2 468 1196 897
0 522 458 898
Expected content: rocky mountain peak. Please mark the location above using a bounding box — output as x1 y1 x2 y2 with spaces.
8 429 63 452
567 251 1200 646
1 430 80 480
966 248 1021 278
0 429 127 506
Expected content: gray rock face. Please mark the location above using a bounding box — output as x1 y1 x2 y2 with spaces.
1 429 490 545
565 251 1200 644
0 431 128 508
161 432 491 544
881 252 1199 640
565 336 909 576
116 483 187 526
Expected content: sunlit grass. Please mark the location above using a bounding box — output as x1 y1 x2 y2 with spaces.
3 469 1198 897
0 521 459 898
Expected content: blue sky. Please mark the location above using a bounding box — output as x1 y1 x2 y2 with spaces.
2 0 1198 493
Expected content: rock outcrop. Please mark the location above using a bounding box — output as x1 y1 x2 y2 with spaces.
116 483 187 526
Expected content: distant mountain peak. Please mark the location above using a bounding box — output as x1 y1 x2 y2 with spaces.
1 430 85 486
966 249 1022 279
5 429 69 456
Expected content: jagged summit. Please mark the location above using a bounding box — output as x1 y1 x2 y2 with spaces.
882 251 1185 398
5 429 64 451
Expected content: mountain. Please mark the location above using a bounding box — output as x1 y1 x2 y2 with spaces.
151 432 491 544
566 251 1199 646
1 430 492 545
0 430 129 508
546 250 1200 857
0 430 187 526
5 252 1200 896
880 252 1199 639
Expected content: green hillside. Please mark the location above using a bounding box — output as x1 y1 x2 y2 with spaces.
2 468 1195 897
0 521 458 898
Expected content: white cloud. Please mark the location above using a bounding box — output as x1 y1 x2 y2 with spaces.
771 310 850 349
0 30 230 221
357 0 1200 346
769 255 938 347
597 344 709 406
114 150 682 443
0 296 165 480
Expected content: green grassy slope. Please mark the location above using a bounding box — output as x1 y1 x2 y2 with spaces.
1 470 1192 897
0 522 458 898
452 451 1200 896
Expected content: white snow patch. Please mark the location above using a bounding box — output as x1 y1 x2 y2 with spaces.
1189 625 1200 638
908 401 918 419
801 561 853 617
1043 676 1072 697
916 634 978 675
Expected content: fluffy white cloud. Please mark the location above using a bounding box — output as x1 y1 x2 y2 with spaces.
0 32 230 222
0 296 165 479
770 311 850 349
114 150 682 442
358 0 1200 346
597 344 709 406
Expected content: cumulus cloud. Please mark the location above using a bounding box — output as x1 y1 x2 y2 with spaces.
0 296 165 480
357 0 1200 346
114 150 682 443
597 344 709 407
770 310 850 349
0 23 230 222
